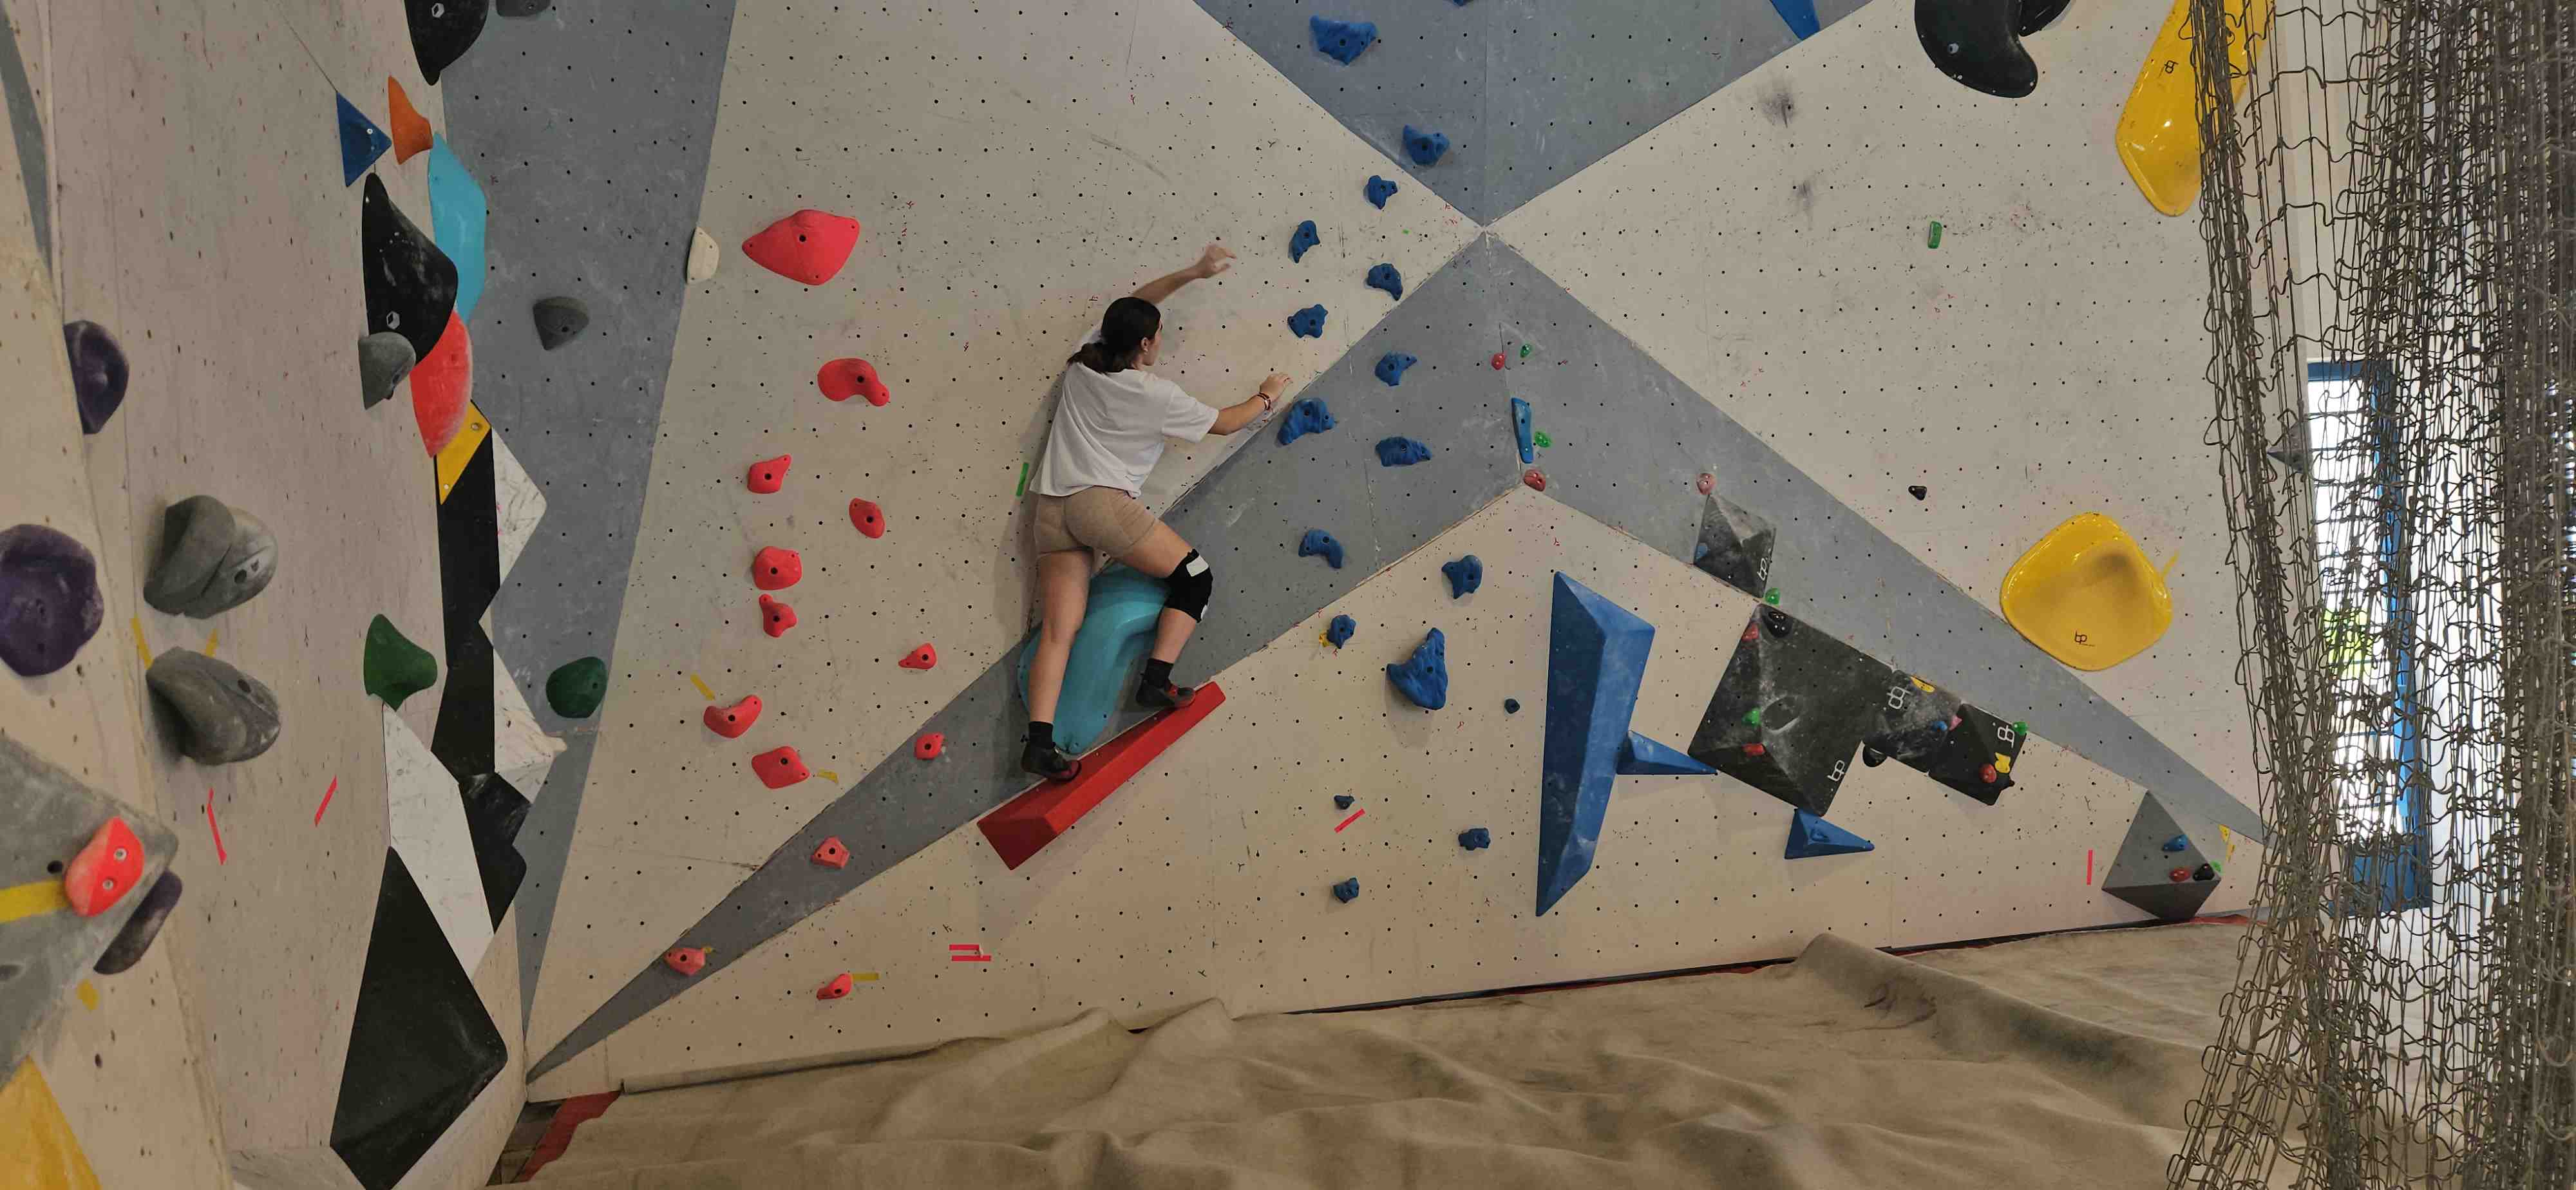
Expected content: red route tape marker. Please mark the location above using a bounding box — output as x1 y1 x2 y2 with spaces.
950 954 994 963
2085 848 2093 885
205 789 227 864
947 943 981 952
314 777 338 825
1333 808 1366 833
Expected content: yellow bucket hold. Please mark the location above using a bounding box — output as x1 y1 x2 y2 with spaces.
2114 0 2273 216
2000 513 2173 671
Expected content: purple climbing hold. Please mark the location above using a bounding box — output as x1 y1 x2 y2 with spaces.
1365 263 1403 300
1375 352 1416 386
1298 529 1345 569
1288 305 1327 339
64 322 128 434
1365 176 1398 209
1310 16 1377 65
1374 437 1431 467
0 525 104 677
1289 220 1320 263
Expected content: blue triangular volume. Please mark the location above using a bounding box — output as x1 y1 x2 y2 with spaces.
1768 0 1822 39
337 93 391 185
1785 810 1874 858
1617 731 1715 777
1537 573 1659 916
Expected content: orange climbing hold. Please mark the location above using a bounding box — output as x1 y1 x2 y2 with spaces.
898 643 937 671
746 454 791 494
849 498 886 539
816 972 855 1000
817 357 891 406
703 695 762 739
759 593 797 638
742 209 862 286
752 547 802 590
752 745 810 789
914 732 943 760
410 312 473 456
663 947 707 976
62 817 142 918
386 77 432 164
811 836 849 868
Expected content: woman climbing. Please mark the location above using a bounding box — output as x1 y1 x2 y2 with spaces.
1021 243 1290 780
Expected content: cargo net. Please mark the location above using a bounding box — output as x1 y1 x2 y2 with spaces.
2172 0 2574 1180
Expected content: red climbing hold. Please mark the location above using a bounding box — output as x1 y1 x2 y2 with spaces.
663 947 708 976
752 745 810 789
1743 742 1768 757
759 594 797 638
1522 469 1548 493
1698 473 1716 496
817 357 891 406
1741 624 1761 644
62 816 143 918
752 547 802 590
703 695 762 739
849 498 886 539
1490 352 1507 370
410 312 473 455
1980 763 2000 784
898 643 937 671
742 209 862 287
914 732 944 760
746 454 791 494
815 972 855 1000
2168 867 2192 883
811 836 849 868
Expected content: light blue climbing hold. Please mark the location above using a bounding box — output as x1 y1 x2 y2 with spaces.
1376 352 1417 386
1334 795 1355 811
1786 809 1875 858
424 136 488 321
1511 397 1534 463
1375 437 1431 467
1537 574 1703 916
1402 125 1450 167
1332 878 1360 903
1366 263 1403 299
1014 566 1167 753
1387 628 1447 710
1289 305 1327 338
1459 827 1491 850
1311 15 1377 65
1298 529 1345 569
1327 614 1356 648
1290 220 1320 262
1768 0 1822 39
2163 834 2190 853
1365 176 1398 209
1442 555 1482 598
336 93 390 186
1278 398 1336 446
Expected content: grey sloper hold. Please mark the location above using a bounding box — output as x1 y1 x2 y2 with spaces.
146 649 281 764
359 332 417 410
143 496 276 618
532 297 589 350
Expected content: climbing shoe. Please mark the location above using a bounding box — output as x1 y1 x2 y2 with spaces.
1021 739 1081 782
1136 681 1197 712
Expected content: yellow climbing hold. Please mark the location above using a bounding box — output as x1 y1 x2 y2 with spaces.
433 401 493 503
2000 512 2174 672
0 1061 103 1190
2115 0 2273 216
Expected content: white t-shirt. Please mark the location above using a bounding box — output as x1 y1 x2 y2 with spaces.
1029 341 1219 498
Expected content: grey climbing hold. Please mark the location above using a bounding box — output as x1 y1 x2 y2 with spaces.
1365 263 1403 300
143 496 277 619
1334 795 1354 811
1690 493 1778 600
1459 827 1490 850
532 297 589 350
0 524 104 677
63 322 128 434
146 649 281 764
1331 878 1360 903
1442 555 1482 598
1289 220 1320 263
1298 529 1344 569
1374 437 1431 467
1365 176 1397 209
496 0 551 14
359 332 416 409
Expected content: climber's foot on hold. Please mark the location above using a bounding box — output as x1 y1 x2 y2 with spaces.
1136 681 1197 712
1021 739 1081 783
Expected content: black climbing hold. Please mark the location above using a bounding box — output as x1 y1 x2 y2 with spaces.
1861 745 1888 767
1289 220 1320 262
146 650 281 764
1375 352 1416 386
1311 16 1376 64
1298 529 1345 569
361 175 459 363
1915 0 2038 99
2015 0 2072 35
1908 484 1928 500
1403 125 1450 166
1365 176 1397 209
63 321 128 434
532 296 589 350
1288 305 1327 338
2193 863 2217 882
143 496 277 619
1441 555 1482 598
1375 437 1431 467
0 524 104 677
547 656 609 719
1691 493 1778 599
91 870 182 975
1331 878 1359 903
1503 699 1520 714
1365 263 1403 299
1278 398 1336 446
495 0 551 14
1459 827 1490 850
359 333 416 410
1327 614 1356 648
404 0 491 85
1334 795 1354 811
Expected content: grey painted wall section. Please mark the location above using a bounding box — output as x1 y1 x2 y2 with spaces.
437 0 739 1019
531 232 2259 1077
0 10 44 270
1192 0 1871 223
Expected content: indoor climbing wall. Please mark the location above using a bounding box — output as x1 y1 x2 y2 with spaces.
520 0 2266 1097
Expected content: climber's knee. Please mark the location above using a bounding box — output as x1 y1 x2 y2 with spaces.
1163 551 1213 621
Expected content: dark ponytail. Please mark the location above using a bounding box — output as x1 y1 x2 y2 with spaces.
1070 296 1161 373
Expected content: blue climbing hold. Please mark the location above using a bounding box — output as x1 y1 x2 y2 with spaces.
1442 555 1482 598
1334 795 1355 811
1289 220 1320 263
1387 628 1448 710
1015 566 1168 753
1768 0 1821 39
1310 15 1378 65
1503 699 1520 713
1511 397 1534 463
1536 574 1705 916
1327 614 1356 648
1376 352 1417 386
1618 732 1717 777
1288 305 1328 339
2163 834 2190 853
1365 176 1399 209
1332 878 1361 903
1785 809 1875 858
1459 827 1491 850
1375 437 1432 467
424 137 489 321
336 93 390 185
1366 263 1403 300
1403 125 1450 167
1299 529 1345 569
1278 398 1336 446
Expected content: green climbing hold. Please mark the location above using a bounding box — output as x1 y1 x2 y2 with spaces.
2012 721 2028 736
1764 588 1781 606
363 615 438 708
547 656 609 719
1519 344 1531 359
1927 220 1944 249
1743 708 1762 726
1533 431 1552 449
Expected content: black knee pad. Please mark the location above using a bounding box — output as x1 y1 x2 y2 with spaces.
1164 551 1214 620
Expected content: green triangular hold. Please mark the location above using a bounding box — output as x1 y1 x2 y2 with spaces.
546 656 609 719
363 615 437 708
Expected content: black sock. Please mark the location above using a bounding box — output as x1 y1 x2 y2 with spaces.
1141 659 1174 690
1027 721 1054 747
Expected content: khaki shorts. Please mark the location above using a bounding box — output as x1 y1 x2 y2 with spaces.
1031 487 1159 557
